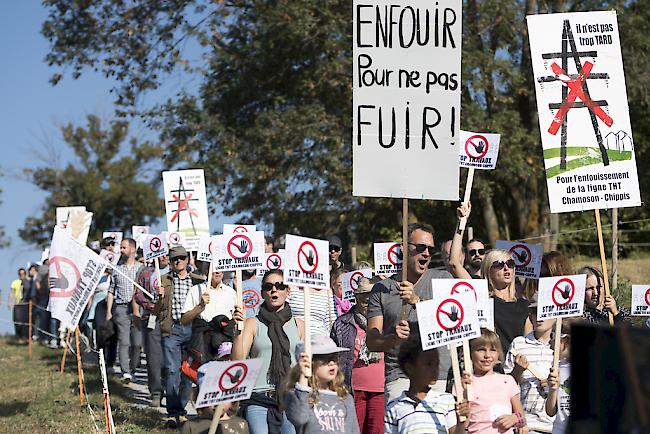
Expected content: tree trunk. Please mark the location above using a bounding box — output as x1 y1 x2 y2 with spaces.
481 195 500 246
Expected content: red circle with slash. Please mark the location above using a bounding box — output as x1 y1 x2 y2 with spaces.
169 232 181 245
243 289 261 309
552 278 575 306
233 226 249 233
349 271 365 290
227 234 253 259
49 256 81 298
644 288 650 306
104 251 115 263
218 362 249 391
149 236 163 253
451 281 477 301
435 298 465 331
266 254 282 270
297 241 318 273
464 134 489 159
509 244 532 267
387 243 402 266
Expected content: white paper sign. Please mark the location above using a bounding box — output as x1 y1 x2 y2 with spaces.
162 231 186 247
212 231 265 272
256 251 286 279
495 240 544 279
527 11 641 213
143 234 169 262
223 224 257 234
477 298 494 330
342 269 373 301
284 234 330 290
458 130 500 170
196 234 218 263
99 249 120 265
352 0 462 200
630 285 650 316
102 232 123 247
48 227 108 328
432 278 492 329
162 169 210 250
416 290 481 350
56 206 86 228
196 359 264 408
132 225 150 238
374 242 402 275
537 275 586 320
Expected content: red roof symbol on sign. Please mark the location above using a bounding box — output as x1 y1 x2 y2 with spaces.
49 256 81 298
436 298 465 331
218 362 249 391
552 278 575 306
227 234 253 259
464 134 489 159
451 281 477 301
297 241 318 274
509 244 532 267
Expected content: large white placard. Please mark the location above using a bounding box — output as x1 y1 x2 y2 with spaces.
196 359 264 408
630 285 650 316
458 130 500 170
284 234 330 290
48 227 107 328
342 269 373 301
212 231 265 272
162 169 210 250
416 290 480 350
374 242 402 275
537 275 586 320
495 240 544 279
527 11 641 213
353 1 462 200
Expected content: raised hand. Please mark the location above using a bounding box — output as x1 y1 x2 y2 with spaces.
514 250 527 263
49 275 69 290
306 250 315 266
473 140 485 154
560 284 571 299
225 368 243 383
271 258 280 267
447 305 459 322
396 248 403 261
237 240 249 254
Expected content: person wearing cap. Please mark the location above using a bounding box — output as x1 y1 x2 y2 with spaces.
327 235 345 271
503 299 555 433
154 245 205 428
282 334 359 434
106 237 143 383
330 277 384 434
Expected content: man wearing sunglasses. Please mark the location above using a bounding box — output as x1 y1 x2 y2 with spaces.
466 239 486 278
327 235 345 271
366 222 453 403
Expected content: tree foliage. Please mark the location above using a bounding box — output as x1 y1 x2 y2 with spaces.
20 115 164 247
41 0 650 251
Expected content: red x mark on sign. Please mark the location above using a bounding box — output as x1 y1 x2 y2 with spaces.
170 194 198 223
547 61 614 135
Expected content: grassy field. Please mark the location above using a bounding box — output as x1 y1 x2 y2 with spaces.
0 337 168 434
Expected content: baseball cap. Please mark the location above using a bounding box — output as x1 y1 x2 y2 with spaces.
354 277 373 294
327 235 342 249
294 334 349 361
169 246 188 259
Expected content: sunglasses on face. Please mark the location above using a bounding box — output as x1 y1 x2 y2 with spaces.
469 248 485 256
313 354 339 364
408 243 435 255
329 246 341 252
172 256 188 262
261 281 288 292
490 259 516 271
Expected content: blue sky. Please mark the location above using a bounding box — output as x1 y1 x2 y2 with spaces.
0 3 237 334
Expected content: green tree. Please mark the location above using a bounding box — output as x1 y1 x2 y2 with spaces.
20 115 164 247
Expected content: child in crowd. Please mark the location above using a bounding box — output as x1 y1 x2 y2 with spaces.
504 300 554 432
282 334 359 434
546 320 573 434
460 328 527 433
385 332 469 434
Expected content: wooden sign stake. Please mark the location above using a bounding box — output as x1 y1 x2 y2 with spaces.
594 209 614 325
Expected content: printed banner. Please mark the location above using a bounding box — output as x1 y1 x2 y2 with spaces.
495 240 544 279
212 231 265 272
284 234 330 290
537 275 586 320
527 11 641 212
162 169 210 250
630 285 650 316
374 242 402 275
48 227 107 328
416 290 480 350
352 0 462 200
342 269 373 301
458 130 500 169
196 359 264 408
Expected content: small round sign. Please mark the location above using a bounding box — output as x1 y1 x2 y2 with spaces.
49 256 81 298
509 244 532 267
227 234 253 259
435 298 465 331
218 362 249 391
464 134 489 159
266 254 282 270
349 271 365 290
552 278 575 306
243 289 261 309
297 241 318 274
387 243 403 266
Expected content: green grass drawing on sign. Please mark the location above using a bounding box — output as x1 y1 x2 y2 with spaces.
544 147 632 179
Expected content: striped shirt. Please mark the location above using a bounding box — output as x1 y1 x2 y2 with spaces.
109 263 143 304
385 390 457 434
171 272 193 321
287 287 337 337
504 332 555 432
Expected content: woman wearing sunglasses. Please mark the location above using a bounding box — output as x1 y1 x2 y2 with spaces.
232 270 305 434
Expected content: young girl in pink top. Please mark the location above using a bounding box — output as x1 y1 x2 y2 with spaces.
456 329 527 434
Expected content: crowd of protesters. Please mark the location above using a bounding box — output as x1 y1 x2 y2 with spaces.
7 203 646 434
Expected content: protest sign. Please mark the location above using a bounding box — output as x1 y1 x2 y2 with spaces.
537 275 586 320
527 11 641 213
223 224 257 234
56 206 86 228
99 249 120 265
458 131 500 170
143 234 169 262
132 225 150 247
102 231 123 247
284 234 330 290
195 359 264 408
495 240 543 279
162 231 186 247
433 278 492 329
256 251 285 278
212 231 265 272
477 298 494 330
630 285 650 316
374 242 402 275
352 0 462 200
48 227 108 328
416 291 480 350
197 234 218 263
162 169 210 250
342 269 373 301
